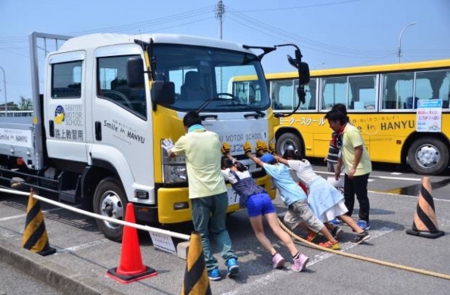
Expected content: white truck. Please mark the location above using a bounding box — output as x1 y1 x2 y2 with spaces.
0 32 308 241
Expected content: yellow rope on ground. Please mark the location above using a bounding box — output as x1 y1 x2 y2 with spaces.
278 219 450 281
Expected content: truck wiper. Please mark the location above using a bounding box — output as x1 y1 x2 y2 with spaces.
217 102 265 118
196 93 264 118
196 97 229 113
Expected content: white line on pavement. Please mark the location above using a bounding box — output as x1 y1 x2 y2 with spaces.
221 227 394 295
316 170 422 182
56 239 111 254
0 207 65 222
370 191 450 202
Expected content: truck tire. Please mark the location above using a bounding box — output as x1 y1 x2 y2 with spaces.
276 133 303 156
93 177 127 242
407 137 449 175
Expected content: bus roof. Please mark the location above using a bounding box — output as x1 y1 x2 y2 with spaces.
266 59 450 80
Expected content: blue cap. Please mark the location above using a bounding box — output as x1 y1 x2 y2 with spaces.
260 153 275 163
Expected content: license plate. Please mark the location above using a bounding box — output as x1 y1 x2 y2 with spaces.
226 187 240 206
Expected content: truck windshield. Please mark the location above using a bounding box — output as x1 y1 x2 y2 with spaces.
152 44 270 112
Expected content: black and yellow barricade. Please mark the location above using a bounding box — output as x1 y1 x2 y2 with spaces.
181 232 211 295
22 190 56 256
406 177 445 239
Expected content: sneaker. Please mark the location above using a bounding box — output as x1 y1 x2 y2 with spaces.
272 253 285 269
351 231 370 244
331 226 343 239
226 258 239 277
330 218 343 226
357 220 370 231
318 240 341 250
292 253 309 272
306 229 318 242
208 268 221 281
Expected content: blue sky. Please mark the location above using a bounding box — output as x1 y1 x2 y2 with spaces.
0 0 449 103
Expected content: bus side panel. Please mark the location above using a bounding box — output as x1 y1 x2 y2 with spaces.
311 132 329 158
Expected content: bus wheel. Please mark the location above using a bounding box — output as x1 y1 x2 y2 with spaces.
93 177 127 242
408 137 449 175
276 133 302 156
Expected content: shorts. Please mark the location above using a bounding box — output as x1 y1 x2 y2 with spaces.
283 199 323 232
246 193 276 218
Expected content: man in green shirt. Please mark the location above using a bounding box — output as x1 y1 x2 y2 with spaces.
162 111 239 281
325 109 372 231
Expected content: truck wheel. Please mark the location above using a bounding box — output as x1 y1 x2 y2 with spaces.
276 133 302 156
407 137 449 175
93 177 127 242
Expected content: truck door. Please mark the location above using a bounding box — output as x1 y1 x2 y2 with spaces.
89 45 154 201
45 51 88 163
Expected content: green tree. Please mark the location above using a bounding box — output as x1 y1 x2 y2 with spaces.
18 96 33 110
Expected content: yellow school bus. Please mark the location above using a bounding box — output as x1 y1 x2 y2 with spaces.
233 59 450 175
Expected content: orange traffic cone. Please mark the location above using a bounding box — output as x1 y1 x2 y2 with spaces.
22 189 56 256
406 177 445 239
107 203 158 284
181 232 211 295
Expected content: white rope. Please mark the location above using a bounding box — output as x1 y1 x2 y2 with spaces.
0 188 190 241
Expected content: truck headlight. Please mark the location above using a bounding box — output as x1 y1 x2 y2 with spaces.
162 147 187 184
163 164 187 183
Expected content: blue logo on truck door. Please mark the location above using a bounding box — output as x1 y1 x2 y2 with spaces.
54 105 65 125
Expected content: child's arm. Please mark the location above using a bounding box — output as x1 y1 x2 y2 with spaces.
246 152 264 167
244 141 265 167
274 155 288 165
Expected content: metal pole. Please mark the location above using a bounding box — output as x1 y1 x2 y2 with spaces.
216 0 225 40
215 0 225 92
397 22 416 63
0 65 7 115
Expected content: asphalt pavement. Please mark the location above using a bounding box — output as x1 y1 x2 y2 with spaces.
1 183 450 295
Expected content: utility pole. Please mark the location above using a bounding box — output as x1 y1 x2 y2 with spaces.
215 0 225 40
215 0 225 92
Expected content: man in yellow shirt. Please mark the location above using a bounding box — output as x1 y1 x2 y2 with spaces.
325 109 372 231
162 111 239 281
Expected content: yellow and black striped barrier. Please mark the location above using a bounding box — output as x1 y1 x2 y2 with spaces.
22 190 56 256
406 176 445 239
181 232 211 295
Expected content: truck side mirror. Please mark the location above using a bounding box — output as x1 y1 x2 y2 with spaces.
298 62 310 85
287 54 310 85
151 81 175 105
127 57 145 88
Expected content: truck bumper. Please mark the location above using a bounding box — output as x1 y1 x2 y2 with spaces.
155 175 275 224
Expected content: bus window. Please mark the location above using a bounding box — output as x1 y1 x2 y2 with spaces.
415 70 450 108
382 72 414 110
321 77 347 110
272 79 295 110
300 79 317 110
233 80 261 104
348 75 376 110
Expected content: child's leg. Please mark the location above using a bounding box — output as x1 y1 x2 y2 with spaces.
324 222 335 230
249 215 277 255
338 214 364 234
265 212 299 256
318 226 338 243
291 200 339 244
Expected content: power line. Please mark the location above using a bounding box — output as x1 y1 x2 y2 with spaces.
238 0 361 13
0 6 216 59
226 7 395 58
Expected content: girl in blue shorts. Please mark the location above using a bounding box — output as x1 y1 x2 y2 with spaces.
221 155 309 272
